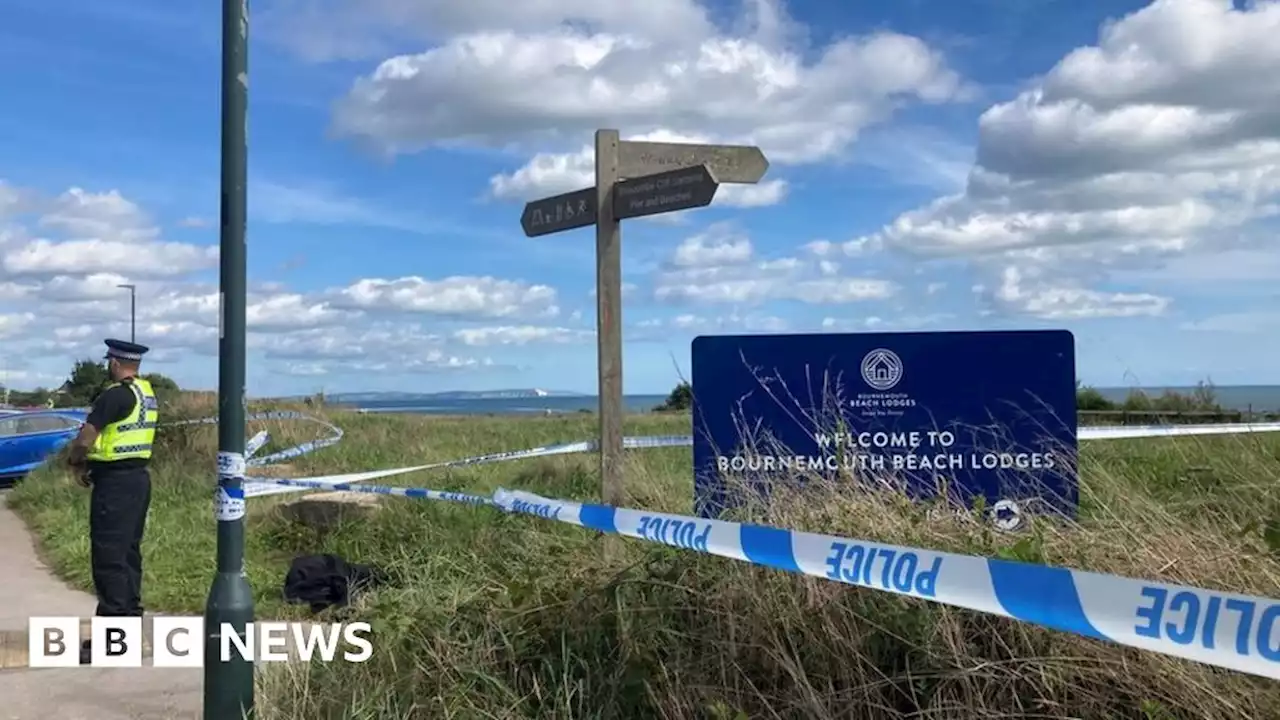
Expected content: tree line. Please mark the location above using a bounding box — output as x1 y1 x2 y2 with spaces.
1 359 181 409
654 380 1228 414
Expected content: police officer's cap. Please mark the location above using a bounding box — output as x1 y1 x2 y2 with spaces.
104 338 149 362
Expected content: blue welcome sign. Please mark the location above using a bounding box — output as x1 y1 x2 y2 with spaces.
690 330 1078 529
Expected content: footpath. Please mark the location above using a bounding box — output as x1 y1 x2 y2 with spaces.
0 491 202 719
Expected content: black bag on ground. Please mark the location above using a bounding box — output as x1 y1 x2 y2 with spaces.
282 553 389 613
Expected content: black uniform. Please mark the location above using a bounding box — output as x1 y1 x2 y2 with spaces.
85 340 154 619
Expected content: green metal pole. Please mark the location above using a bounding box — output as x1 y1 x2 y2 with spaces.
205 0 254 717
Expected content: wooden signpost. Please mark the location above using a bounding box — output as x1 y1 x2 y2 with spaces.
520 187 596 237
520 130 770 507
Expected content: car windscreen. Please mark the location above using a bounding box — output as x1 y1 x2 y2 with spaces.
0 414 80 437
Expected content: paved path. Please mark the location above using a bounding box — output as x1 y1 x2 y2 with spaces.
0 491 203 719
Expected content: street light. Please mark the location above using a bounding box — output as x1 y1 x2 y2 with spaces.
116 284 136 343
205 0 255 716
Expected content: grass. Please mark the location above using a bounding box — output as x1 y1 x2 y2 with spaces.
8 399 1280 719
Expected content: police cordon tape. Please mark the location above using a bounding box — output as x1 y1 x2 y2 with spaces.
166 409 1280 500
494 489 1280 681
160 412 1280 678
240 433 691 498
165 411 345 469
159 409 1280 504
166 412 685 495
265 477 493 506
236 423 1280 500
240 474 1280 681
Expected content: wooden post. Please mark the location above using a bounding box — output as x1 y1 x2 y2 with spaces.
518 131 767 524
594 129 624 507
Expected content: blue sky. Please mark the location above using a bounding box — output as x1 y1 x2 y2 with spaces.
0 0 1277 396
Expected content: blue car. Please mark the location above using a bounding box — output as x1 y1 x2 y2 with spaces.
0 409 87 483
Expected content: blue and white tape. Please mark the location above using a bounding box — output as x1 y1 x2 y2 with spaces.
166 411 344 469
238 440 594 499
264 477 492 506
238 422 1280 500
214 485 246 521
215 450 247 522
161 411 1280 679
166 404 1280 672
163 412 345 516
239 435 700 498
238 435 692 498
216 451 246 478
489 487 1280 682
160 407 1280 502
240 471 1280 681
246 430 270 458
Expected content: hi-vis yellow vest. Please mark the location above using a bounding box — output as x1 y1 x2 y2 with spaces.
87 377 158 462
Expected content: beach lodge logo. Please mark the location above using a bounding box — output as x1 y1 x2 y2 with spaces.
852 349 914 418
860 349 903 391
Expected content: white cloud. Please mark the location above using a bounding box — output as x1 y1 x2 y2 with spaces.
453 325 592 346
653 225 897 305
804 236 883 259
978 266 1170 319
320 0 969 205
246 293 357 331
265 0 719 62
38 187 158 243
671 229 754 268
633 311 789 338
0 182 29 218
255 323 444 361
270 350 495 376
0 367 64 389
0 179 589 389
849 0 1280 320
0 182 226 368
487 136 791 210
0 312 34 339
717 180 789 208
37 273 136 302
3 238 217 277
281 362 330 377
0 184 216 281
820 313 953 332
335 351 497 375
329 276 559 318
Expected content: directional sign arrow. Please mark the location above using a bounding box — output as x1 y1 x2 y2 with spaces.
520 187 597 237
618 141 768 184
614 164 719 220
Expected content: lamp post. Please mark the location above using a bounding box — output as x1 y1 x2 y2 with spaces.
116 284 136 342
205 0 254 716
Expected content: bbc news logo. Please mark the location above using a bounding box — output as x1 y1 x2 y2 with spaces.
29 617 373 667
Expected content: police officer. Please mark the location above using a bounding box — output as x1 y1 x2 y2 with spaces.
66 339 158 664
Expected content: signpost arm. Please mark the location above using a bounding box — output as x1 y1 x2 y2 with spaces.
594 129 625 508
205 0 255 716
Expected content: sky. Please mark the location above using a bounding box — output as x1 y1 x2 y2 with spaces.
0 0 1277 396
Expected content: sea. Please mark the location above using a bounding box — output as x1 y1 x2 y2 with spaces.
345 386 1280 416
347 395 670 415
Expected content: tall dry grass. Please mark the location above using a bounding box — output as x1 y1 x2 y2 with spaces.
9 400 1280 718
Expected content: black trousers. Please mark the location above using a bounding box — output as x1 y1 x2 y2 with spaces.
87 465 152 617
